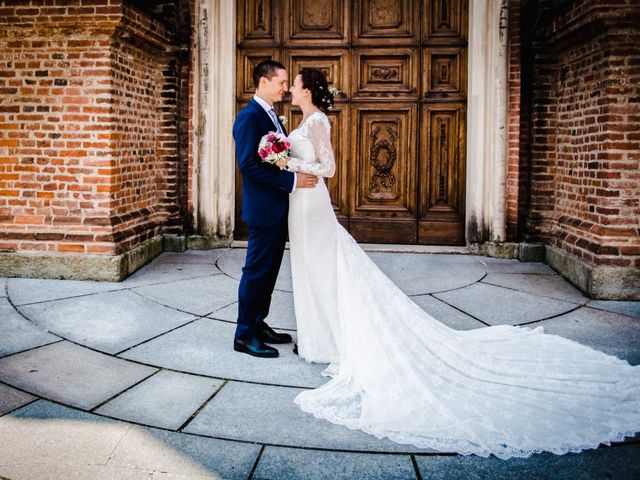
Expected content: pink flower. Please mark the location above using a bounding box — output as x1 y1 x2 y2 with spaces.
258 148 267 159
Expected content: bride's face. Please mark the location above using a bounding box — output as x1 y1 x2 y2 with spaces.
289 75 310 107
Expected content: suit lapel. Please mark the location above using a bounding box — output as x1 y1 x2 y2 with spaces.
250 98 286 135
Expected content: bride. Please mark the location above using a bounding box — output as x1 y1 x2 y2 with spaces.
276 68 640 459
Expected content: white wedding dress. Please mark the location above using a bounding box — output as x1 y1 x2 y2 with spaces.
285 111 640 459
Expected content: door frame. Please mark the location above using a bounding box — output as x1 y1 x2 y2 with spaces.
193 0 509 244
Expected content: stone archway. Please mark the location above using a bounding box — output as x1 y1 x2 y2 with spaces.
193 0 509 246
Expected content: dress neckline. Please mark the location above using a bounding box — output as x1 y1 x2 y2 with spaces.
298 111 324 129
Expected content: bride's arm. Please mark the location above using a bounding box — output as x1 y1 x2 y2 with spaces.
286 118 336 178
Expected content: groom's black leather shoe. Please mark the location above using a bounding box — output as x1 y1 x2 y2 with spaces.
234 338 279 358
258 323 293 344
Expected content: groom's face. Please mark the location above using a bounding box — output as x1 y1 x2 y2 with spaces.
259 68 288 105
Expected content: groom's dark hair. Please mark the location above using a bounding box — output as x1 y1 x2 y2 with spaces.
253 60 286 88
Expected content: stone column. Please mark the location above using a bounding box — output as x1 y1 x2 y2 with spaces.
466 0 509 243
193 0 235 246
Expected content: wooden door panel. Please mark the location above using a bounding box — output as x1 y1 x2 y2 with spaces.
284 48 350 98
423 47 467 101
353 0 420 45
418 103 466 244
238 0 281 47
352 48 419 99
235 0 468 245
350 103 417 221
423 0 468 44
284 0 349 45
237 49 282 102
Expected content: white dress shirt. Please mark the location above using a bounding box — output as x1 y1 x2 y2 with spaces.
253 94 296 191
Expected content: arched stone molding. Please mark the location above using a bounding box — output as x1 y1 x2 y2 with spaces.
194 0 509 245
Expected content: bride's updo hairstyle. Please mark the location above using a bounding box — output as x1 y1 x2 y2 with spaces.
300 68 335 113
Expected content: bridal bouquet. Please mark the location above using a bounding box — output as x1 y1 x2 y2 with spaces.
258 131 291 165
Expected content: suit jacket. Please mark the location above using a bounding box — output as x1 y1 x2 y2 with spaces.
233 99 295 226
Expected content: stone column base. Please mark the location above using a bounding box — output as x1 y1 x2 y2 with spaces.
545 246 640 301
0 236 163 282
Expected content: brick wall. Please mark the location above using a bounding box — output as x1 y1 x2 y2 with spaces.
521 0 640 269
506 0 522 241
0 0 187 257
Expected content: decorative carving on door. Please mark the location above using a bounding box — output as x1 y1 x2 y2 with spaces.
369 126 397 193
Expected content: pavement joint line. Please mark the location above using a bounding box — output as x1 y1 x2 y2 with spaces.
479 279 589 306
89 369 162 413
203 298 241 318
128 288 211 317
0 339 64 361
247 444 266 480
9 286 130 307
511 304 587 327
582 304 640 320
427 294 491 327
202 315 298 333
0 310 317 390
411 454 423 480
113 316 209 356
410 272 490 298
177 379 229 432
1 388 638 456
0 393 39 419
6 272 224 308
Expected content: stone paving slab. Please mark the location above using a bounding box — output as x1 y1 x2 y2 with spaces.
218 249 293 292
410 295 485 330
253 446 417 480
0 400 131 472
0 400 258 480
121 318 326 388
587 300 640 319
121 261 222 288
482 273 588 304
434 283 577 326
534 307 640 366
0 342 157 410
19 290 196 355
8 278 122 306
217 250 489 296
155 249 231 265
0 383 36 416
208 290 297 331
366 252 486 295
415 443 640 480
473 256 556 274
0 298 59 358
133 274 239 316
184 381 433 453
109 424 260 480
95 370 223 430
0 464 155 480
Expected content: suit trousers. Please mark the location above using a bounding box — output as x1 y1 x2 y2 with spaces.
235 215 288 341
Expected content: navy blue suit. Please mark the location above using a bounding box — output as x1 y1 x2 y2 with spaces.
233 99 295 341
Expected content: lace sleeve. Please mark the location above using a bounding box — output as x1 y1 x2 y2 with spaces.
288 115 336 178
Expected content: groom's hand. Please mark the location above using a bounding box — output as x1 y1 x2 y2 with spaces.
296 173 319 189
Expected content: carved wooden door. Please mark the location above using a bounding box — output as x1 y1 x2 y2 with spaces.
236 0 467 244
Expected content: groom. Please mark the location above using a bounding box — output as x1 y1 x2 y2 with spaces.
233 60 318 358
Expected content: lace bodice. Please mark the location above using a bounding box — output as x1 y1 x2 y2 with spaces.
287 112 335 177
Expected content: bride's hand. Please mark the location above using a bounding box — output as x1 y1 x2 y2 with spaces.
275 158 288 169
